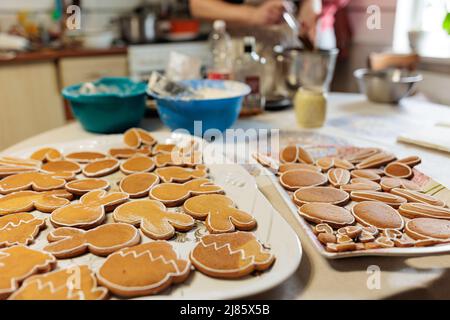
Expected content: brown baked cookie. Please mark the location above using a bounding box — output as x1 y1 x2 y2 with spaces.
82 159 120 178
120 156 155 175
119 172 159 198
0 246 56 300
50 190 129 229
298 203 355 228
153 151 202 168
390 188 446 207
190 232 275 279
341 181 382 192
65 178 109 196
396 155 421 167
153 143 176 154
350 169 381 182
149 178 223 207
30 147 62 162
327 168 351 187
351 201 404 230
315 157 334 171
0 213 46 247
44 223 140 258
109 146 151 159
97 241 191 297
279 145 314 164
65 151 107 163
405 218 450 240
0 166 37 178
399 203 450 220
0 156 40 168
356 152 396 169
183 194 256 233
113 199 195 240
155 165 208 183
0 190 72 215
278 163 321 174
380 177 421 192
123 128 157 149
344 148 380 164
9 265 108 300
293 186 350 206
41 160 81 175
0 172 66 194
384 162 413 179
350 190 407 208
279 169 327 191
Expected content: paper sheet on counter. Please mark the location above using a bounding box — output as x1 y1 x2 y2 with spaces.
397 126 450 153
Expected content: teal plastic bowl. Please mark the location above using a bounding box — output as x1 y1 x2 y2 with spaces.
62 77 147 133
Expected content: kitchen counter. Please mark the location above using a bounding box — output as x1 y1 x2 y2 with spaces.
3 92 450 299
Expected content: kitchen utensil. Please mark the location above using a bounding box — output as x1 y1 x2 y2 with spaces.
147 79 250 135
353 68 423 104
283 48 339 91
62 77 147 133
117 7 157 44
147 71 197 98
369 52 420 71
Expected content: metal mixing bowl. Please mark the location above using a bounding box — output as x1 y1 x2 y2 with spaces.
354 68 423 104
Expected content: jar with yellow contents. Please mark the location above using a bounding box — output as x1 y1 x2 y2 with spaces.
294 87 327 128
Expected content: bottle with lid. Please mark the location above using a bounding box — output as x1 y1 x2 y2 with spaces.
207 20 232 80
234 36 266 116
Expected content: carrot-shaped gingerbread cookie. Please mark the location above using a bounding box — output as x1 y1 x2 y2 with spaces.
183 194 256 233
0 213 46 247
155 165 208 183
149 178 223 207
0 190 73 215
44 223 140 258
0 172 67 194
9 265 107 300
97 241 191 297
0 245 56 299
113 199 195 240
50 190 129 229
190 232 275 279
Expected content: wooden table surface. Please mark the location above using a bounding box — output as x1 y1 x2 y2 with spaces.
3 92 450 299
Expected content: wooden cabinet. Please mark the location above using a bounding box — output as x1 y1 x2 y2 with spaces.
59 55 128 87
0 62 65 150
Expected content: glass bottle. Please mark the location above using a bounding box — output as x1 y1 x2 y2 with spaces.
207 20 232 80
294 87 327 128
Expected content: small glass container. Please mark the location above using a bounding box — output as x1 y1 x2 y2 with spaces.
294 87 327 128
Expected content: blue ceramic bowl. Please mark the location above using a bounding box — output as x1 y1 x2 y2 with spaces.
148 80 250 135
62 77 147 133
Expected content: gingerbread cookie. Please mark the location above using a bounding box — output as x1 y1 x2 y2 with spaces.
44 223 140 258
350 169 381 182
384 162 413 179
109 146 151 159
0 156 40 168
351 201 404 230
119 172 159 198
398 203 450 220
279 169 327 191
0 190 73 215
390 188 445 207
149 178 223 207
356 152 396 169
82 159 119 178
183 194 257 233
190 232 275 279
278 163 320 174
344 148 380 164
350 190 407 208
0 166 37 178
30 147 62 162
123 128 156 148
293 186 350 206
120 156 155 175
65 178 109 195
405 218 450 240
9 265 108 300
50 190 129 229
341 181 381 192
65 151 106 163
0 246 56 299
41 160 81 175
0 213 45 247
299 203 355 228
396 155 421 167
327 168 351 187
333 158 355 170
279 145 314 164
113 199 195 240
153 143 176 154
155 165 208 183
380 177 421 192
97 241 190 297
315 157 334 171
0 172 66 194
153 151 202 167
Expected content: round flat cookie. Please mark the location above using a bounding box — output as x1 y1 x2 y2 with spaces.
351 201 404 230
327 168 351 187
279 169 327 191
293 186 350 206
119 173 159 198
380 177 421 192
341 181 382 193
356 152 396 169
350 169 381 182
405 218 450 240
396 156 421 167
299 203 355 228
344 148 380 164
109 147 151 159
350 190 407 208
120 156 155 175
65 151 106 163
82 159 120 178
384 162 413 179
399 203 450 220
30 147 62 162
278 163 321 174
65 178 109 195
41 160 81 175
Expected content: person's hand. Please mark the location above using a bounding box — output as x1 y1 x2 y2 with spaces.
250 0 286 26
298 0 321 45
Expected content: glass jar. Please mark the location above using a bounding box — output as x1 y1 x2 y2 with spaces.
294 87 327 128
